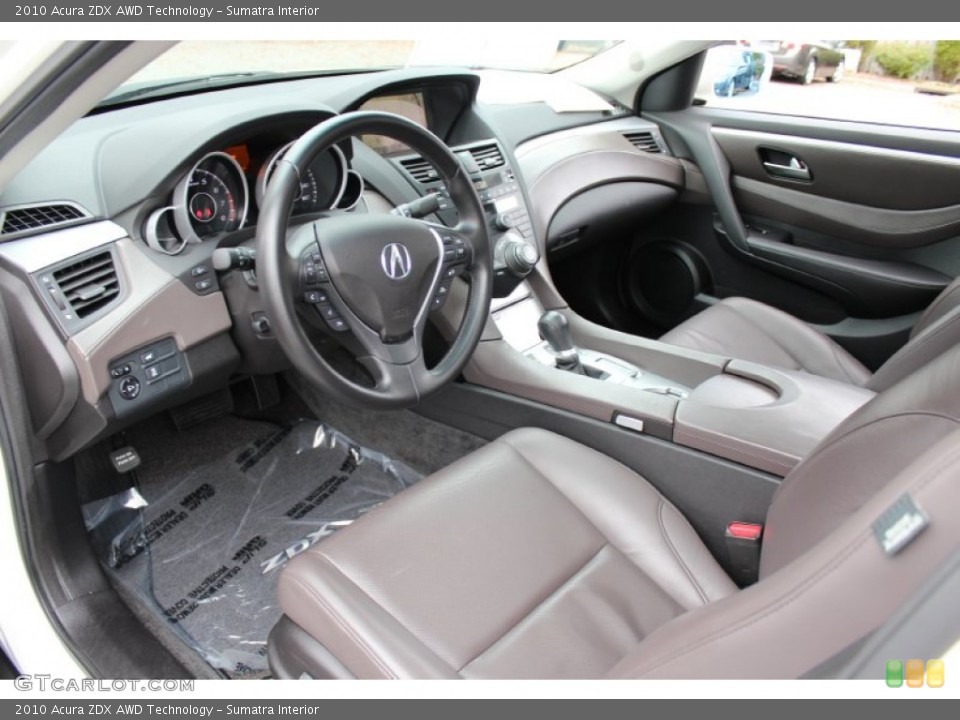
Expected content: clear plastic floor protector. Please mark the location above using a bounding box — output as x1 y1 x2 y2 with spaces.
83 420 421 678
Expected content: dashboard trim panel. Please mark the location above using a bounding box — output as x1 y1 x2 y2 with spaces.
65 238 232 405
0 220 127 273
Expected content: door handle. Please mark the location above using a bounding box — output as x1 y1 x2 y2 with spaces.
761 156 812 181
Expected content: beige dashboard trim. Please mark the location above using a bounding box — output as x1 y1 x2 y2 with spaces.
66 238 232 405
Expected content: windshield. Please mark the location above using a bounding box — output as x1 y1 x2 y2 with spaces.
119 39 620 93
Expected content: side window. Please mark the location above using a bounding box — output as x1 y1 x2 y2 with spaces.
697 40 960 132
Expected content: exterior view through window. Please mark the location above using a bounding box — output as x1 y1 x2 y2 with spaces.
698 40 960 131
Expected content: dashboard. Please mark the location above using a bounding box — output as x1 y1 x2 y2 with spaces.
0 66 681 463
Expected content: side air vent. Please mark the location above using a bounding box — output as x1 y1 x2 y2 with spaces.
0 202 91 238
468 143 505 170
399 156 440 183
623 131 663 153
52 251 120 319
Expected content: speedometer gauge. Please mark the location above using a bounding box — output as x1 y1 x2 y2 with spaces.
255 142 347 216
173 152 249 243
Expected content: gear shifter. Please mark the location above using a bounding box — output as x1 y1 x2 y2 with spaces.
538 311 586 374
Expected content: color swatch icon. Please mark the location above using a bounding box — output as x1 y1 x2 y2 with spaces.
886 659 944 688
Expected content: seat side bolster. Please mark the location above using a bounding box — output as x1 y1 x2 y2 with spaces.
277 552 457 679
869 307 960 392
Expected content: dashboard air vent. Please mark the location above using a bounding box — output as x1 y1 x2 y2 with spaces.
52 251 120 319
623 131 663 153
467 143 505 170
0 202 90 238
399 156 440 183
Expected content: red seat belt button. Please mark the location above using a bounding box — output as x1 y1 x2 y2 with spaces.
727 522 763 541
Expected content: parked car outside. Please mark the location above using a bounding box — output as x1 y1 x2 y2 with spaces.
759 39 845 84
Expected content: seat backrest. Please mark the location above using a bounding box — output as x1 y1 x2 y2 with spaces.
868 275 960 391
763 341 960 574
608 343 960 679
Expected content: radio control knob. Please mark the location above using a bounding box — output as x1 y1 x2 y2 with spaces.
495 212 514 231
501 235 540 277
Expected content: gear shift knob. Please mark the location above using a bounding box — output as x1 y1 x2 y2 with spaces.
538 311 585 373
538 311 575 354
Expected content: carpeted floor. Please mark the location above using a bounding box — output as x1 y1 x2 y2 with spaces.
285 372 488 475
84 419 420 678
81 375 488 677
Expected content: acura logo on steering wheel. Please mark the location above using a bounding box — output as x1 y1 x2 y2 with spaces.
381 242 413 281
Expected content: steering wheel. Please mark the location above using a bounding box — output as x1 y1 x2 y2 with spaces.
256 111 492 409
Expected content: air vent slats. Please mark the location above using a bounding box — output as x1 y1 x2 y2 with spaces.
0 203 89 237
52 251 120 318
623 131 663 153
399 157 440 183
468 143 505 169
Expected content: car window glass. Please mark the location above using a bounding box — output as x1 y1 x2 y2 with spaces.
697 40 960 132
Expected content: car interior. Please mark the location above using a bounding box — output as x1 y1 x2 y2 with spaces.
1 39 959 681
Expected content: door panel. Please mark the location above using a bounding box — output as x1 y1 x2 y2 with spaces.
731 176 960 248
635 107 960 366
713 127 960 211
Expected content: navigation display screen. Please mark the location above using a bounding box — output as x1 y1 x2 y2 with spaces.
359 92 428 157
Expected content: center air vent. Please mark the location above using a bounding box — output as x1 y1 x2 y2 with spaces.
399 156 440 184
52 250 120 319
467 143 505 170
623 131 663 153
0 202 90 239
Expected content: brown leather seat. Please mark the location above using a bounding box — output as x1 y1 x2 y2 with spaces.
270 345 960 679
660 275 960 392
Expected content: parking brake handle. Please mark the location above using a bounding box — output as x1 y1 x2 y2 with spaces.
538 311 586 375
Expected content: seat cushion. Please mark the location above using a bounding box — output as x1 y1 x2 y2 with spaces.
661 297 871 386
277 428 736 679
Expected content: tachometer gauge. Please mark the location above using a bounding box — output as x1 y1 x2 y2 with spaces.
255 142 347 216
173 151 248 243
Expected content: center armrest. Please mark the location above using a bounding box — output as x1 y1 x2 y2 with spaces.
673 361 876 476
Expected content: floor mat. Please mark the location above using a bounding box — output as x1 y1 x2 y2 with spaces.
83 420 421 678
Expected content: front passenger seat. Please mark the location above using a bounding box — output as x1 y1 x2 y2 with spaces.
660 275 960 391
267 343 960 679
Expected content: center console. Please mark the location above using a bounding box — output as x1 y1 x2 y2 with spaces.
436 279 875 479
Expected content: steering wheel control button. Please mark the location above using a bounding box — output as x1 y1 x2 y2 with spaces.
327 317 349 332
301 249 330 289
304 290 324 304
317 304 340 321
119 376 141 400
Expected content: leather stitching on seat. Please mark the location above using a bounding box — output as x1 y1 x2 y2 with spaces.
456 543 610 675
283 571 399 679
502 435 717 610
628 443 960 677
657 498 710 605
